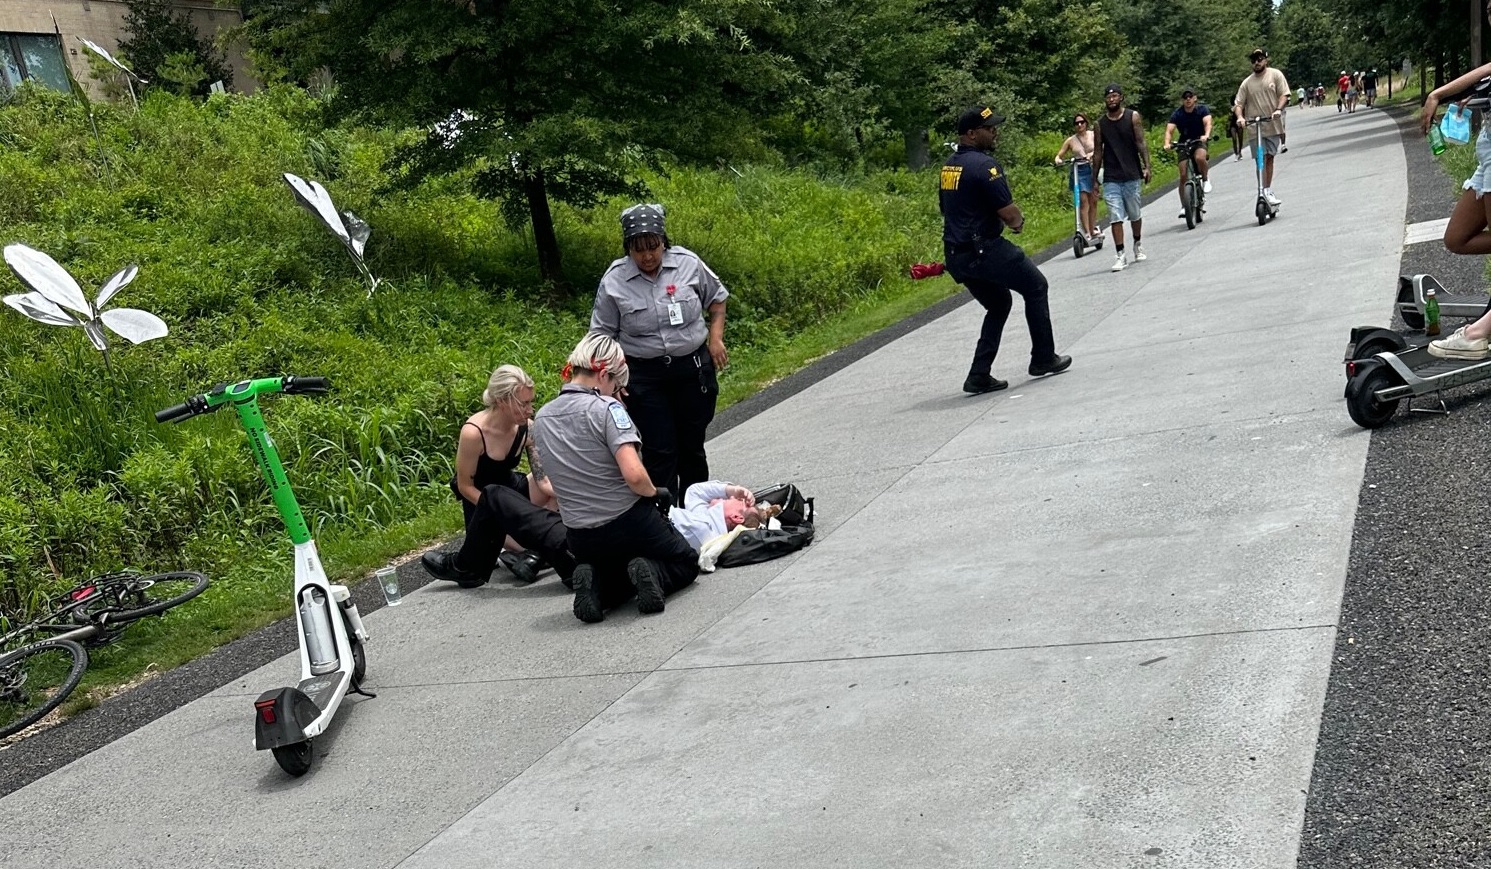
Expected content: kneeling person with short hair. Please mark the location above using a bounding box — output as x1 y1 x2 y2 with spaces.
534 333 699 623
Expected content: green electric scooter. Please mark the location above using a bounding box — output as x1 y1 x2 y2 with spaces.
156 375 373 776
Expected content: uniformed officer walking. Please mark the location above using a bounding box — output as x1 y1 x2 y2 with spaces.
590 204 728 496
532 333 699 623
940 106 1072 394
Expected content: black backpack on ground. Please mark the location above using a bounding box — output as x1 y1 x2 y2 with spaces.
715 483 816 568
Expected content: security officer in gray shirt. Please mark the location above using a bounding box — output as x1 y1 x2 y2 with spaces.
590 203 729 497
532 333 699 623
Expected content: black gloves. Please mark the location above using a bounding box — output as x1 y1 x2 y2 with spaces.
652 487 674 516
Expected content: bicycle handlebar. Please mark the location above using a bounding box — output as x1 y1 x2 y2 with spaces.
154 375 331 424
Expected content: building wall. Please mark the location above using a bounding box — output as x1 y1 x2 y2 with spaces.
0 0 254 97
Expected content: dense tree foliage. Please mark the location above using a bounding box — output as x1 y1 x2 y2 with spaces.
118 0 232 96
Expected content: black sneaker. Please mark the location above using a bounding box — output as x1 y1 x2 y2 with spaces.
1028 355 1073 377
962 373 1009 395
420 551 486 588
499 550 544 584
571 564 604 623
628 558 666 615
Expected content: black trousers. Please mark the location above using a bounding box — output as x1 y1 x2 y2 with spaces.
566 499 698 609
946 236 1057 376
626 348 718 495
455 484 576 580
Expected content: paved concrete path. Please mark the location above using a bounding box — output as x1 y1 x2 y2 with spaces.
0 105 1404 868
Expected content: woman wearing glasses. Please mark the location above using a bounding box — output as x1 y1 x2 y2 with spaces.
423 364 559 587
590 203 729 497
1053 115 1100 243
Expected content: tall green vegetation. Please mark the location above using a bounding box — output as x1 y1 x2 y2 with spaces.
0 83 944 636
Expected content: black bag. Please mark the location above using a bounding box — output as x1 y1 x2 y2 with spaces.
716 524 816 568
752 483 814 527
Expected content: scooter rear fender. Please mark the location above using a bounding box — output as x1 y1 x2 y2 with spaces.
253 686 321 751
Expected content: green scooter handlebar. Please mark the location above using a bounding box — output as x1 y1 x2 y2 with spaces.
154 375 331 423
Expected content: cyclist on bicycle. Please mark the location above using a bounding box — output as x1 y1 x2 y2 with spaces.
1163 86 1213 218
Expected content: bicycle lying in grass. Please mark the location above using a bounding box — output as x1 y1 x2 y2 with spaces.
0 571 209 740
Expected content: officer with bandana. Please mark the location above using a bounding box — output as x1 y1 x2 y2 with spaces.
533 333 699 623
590 204 729 497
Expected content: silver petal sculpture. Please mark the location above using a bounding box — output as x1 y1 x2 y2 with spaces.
77 37 146 109
2 243 169 366
284 173 381 296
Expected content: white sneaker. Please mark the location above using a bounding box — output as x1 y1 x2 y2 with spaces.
1428 327 1491 360
1235 154 1243 161
1133 243 1147 262
1111 252 1127 272
1202 178 1212 194
1264 190 1282 206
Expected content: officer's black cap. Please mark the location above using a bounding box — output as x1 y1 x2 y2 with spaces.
956 106 1006 135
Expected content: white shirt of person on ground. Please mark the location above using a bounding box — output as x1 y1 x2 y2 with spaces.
668 480 758 550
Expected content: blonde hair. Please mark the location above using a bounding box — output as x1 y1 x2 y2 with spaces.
567 332 630 388
481 364 534 408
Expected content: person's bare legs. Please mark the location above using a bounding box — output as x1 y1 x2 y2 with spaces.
1195 149 1210 183
1263 153 1276 188
1080 190 1097 237
1444 188 1491 256
1110 221 1125 247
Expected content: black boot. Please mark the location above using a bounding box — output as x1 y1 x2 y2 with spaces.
499 550 545 584
421 551 487 588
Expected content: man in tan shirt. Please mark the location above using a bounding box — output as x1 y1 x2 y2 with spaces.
1234 48 1291 206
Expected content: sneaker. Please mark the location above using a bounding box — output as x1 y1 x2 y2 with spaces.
1202 178 1212 194
1235 153 1243 161
628 558 666 614
499 550 543 584
962 373 1009 395
1428 327 1491 360
1178 212 1188 219
1133 243 1147 262
1029 355 1073 377
1111 252 1127 272
420 551 487 588
1264 191 1281 206
571 564 604 623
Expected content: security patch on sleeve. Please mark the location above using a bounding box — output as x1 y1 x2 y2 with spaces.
988 166 1001 180
608 403 634 430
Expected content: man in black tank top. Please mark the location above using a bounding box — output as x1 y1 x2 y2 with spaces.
1091 83 1152 272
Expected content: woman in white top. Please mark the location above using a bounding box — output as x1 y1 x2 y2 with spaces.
1053 113 1099 242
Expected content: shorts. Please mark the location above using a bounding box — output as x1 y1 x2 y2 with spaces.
1365 88 1377 97
1070 162 1094 193
1102 179 1142 222
1250 135 1281 159
1465 127 1491 198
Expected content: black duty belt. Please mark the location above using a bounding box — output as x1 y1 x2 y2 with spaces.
631 345 713 393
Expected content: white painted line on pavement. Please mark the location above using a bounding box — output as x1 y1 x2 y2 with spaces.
1405 218 1450 246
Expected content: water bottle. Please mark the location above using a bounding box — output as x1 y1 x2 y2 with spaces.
1425 285 1441 336
299 587 339 675
1429 123 1446 155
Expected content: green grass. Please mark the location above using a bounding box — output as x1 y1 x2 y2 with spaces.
0 83 1184 723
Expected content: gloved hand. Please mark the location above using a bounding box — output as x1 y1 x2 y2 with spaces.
652 487 674 516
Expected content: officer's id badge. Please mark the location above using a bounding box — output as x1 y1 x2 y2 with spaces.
667 301 684 325
609 403 634 430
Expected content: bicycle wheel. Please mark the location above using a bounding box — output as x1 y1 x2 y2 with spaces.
1180 184 1196 230
86 572 210 624
0 640 89 739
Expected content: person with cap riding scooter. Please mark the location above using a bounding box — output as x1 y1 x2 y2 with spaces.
939 105 1072 395
533 333 699 623
590 204 729 499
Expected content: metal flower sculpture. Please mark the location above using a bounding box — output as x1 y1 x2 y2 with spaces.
2 244 169 370
283 173 381 297
77 38 146 109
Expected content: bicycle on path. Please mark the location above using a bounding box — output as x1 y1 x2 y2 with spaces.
0 571 210 739
1169 139 1208 230
157 375 373 777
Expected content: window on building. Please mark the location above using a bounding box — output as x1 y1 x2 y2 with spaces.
0 34 70 94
